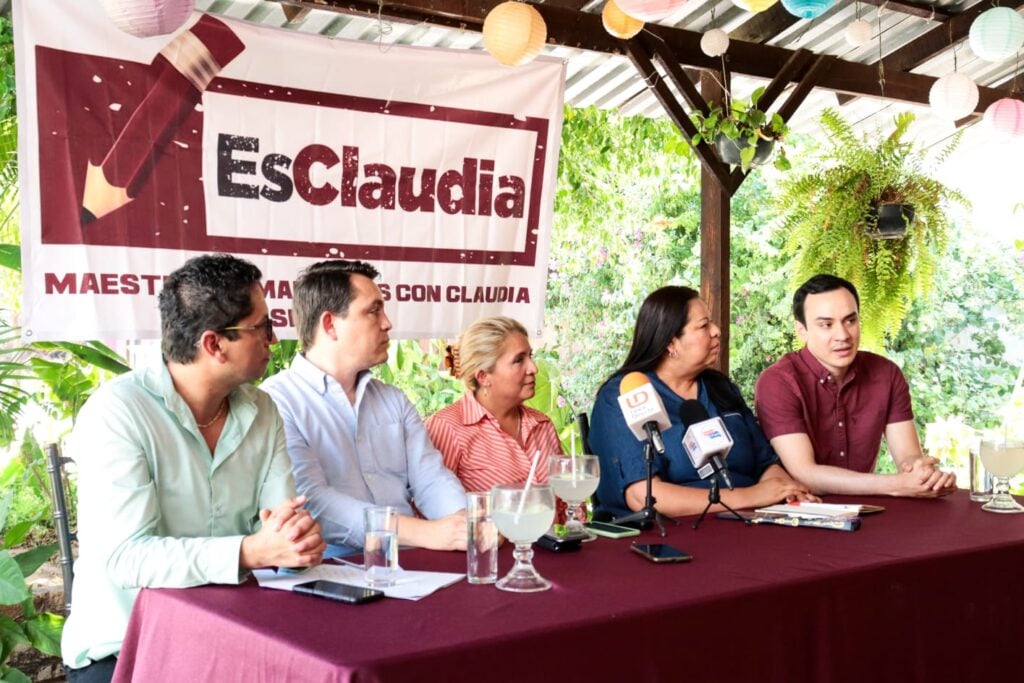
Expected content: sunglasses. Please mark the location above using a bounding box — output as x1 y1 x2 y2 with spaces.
219 317 275 342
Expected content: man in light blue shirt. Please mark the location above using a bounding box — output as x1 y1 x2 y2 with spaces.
61 255 324 683
262 259 467 552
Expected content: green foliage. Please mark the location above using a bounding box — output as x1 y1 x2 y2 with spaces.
548 106 702 411
774 109 968 350
892 238 1024 433
0 319 31 448
690 86 791 171
0 17 14 122
0 245 18 272
0 440 64 679
373 339 464 416
261 339 300 382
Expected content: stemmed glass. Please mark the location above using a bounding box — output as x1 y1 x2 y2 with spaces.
548 455 600 541
491 483 555 593
980 438 1024 513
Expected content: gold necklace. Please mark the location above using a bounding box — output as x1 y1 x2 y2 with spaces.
197 399 228 430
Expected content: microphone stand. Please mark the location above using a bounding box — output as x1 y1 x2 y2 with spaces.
693 468 744 530
612 438 674 536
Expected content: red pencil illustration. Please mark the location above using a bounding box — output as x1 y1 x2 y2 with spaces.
81 14 245 225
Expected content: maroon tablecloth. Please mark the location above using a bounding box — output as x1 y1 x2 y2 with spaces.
112 491 1024 682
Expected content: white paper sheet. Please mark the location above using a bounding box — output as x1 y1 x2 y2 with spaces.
252 563 464 601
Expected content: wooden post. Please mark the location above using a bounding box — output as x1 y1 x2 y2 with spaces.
699 70 730 376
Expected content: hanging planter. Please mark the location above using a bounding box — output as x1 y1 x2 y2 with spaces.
868 202 915 240
715 134 775 167
689 86 791 172
774 109 968 349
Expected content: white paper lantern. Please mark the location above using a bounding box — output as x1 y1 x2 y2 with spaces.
483 2 547 67
732 0 779 13
99 0 195 38
969 7 1024 63
929 72 980 121
845 19 873 47
700 29 730 57
603 0 645 39
984 97 1024 139
615 0 687 23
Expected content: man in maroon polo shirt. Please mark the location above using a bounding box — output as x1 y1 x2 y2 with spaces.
754 274 956 497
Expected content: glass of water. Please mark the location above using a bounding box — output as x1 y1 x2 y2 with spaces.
363 506 400 586
980 439 1024 514
491 483 555 593
548 455 600 540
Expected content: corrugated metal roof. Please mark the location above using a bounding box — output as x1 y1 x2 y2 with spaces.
194 1 1024 147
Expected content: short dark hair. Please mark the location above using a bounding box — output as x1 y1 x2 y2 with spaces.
606 285 742 412
293 260 380 350
792 274 860 325
159 254 263 363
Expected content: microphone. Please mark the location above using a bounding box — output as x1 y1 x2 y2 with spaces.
679 400 735 489
617 372 671 454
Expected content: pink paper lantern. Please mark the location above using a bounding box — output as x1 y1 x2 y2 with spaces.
615 0 687 23
99 0 195 38
984 97 1024 139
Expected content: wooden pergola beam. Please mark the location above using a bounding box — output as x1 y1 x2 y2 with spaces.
287 0 1015 115
623 36 734 191
877 0 1024 73
730 4 798 44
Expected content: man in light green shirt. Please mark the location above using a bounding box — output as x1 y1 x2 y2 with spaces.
61 255 325 683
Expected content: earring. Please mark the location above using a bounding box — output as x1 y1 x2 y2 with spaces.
482 385 490 397
669 350 677 359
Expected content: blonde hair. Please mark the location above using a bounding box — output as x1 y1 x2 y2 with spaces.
456 316 529 392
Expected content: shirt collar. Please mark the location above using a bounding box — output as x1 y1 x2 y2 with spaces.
141 360 253 430
457 391 551 432
796 346 860 386
290 352 372 393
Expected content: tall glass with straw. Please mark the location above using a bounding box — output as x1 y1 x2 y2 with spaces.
549 453 600 541
491 451 555 592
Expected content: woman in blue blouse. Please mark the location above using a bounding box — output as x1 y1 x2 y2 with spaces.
589 286 815 519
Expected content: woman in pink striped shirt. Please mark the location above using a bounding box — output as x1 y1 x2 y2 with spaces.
426 317 564 494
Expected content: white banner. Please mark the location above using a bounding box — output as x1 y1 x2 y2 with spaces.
14 0 565 340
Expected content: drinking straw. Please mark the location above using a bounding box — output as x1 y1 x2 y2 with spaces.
571 429 577 458
515 449 543 522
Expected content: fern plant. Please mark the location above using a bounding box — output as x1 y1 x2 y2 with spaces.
774 109 968 350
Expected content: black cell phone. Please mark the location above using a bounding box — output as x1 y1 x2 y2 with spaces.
537 533 583 553
293 580 385 604
630 543 693 563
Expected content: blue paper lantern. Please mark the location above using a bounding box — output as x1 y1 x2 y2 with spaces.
781 0 835 20
969 7 1024 63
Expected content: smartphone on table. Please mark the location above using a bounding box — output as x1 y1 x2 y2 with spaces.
630 543 693 563
584 521 641 539
293 580 385 604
